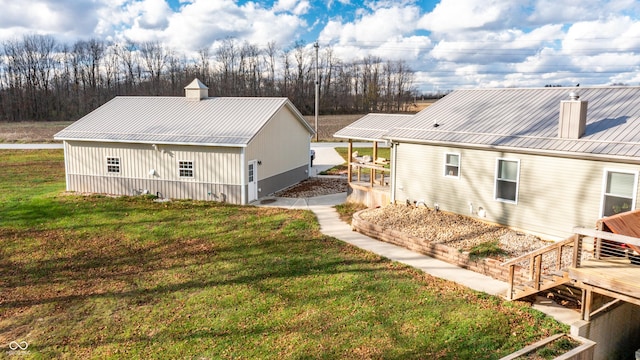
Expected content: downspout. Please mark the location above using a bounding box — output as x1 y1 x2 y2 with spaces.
63 141 70 191
390 141 397 204
347 139 353 184
240 148 246 205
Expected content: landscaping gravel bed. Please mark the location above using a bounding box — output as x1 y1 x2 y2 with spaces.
358 205 552 259
276 177 565 262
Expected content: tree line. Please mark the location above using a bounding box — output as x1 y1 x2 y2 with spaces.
0 34 417 122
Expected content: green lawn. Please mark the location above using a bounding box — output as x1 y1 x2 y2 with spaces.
0 150 567 359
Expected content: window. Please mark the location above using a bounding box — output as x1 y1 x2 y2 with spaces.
495 159 519 203
444 153 460 178
248 162 255 183
106 157 120 173
179 161 194 177
602 170 637 217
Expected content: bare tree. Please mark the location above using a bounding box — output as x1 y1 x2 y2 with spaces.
215 37 238 94
264 41 279 96
0 35 416 121
116 41 142 93
139 41 169 95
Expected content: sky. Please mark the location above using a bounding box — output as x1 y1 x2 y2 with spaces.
1 0 640 93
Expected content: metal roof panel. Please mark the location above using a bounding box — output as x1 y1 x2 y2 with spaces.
55 96 313 145
384 87 640 159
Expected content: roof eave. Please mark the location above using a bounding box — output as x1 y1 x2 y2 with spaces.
385 137 640 165
54 137 248 148
334 134 389 143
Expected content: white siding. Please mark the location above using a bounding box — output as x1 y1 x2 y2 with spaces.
246 107 310 180
394 143 640 239
65 141 242 185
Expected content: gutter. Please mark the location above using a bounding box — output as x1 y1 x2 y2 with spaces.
54 138 249 148
384 137 640 165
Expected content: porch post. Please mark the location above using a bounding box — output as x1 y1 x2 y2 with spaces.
347 139 353 183
370 141 377 187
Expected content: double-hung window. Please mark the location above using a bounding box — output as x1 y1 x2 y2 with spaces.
495 158 519 203
601 170 637 217
179 160 194 178
444 153 460 178
106 157 120 173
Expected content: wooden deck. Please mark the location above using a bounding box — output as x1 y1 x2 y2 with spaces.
568 258 640 307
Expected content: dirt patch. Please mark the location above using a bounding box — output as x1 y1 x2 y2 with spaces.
0 121 72 143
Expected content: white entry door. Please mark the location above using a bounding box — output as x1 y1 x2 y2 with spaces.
248 160 258 202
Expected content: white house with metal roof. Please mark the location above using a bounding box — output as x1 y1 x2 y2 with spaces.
382 87 640 240
54 79 315 204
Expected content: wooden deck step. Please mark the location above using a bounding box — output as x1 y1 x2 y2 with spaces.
508 272 571 301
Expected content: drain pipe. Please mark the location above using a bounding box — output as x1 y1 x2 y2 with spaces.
240 148 246 205
390 141 398 204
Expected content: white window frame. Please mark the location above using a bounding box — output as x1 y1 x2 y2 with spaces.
106 156 120 174
178 160 194 178
444 152 460 178
494 158 520 204
600 168 638 218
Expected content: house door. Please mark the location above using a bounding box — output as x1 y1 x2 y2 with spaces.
248 160 258 202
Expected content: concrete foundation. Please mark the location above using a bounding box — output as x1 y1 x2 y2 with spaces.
346 183 390 208
572 302 640 359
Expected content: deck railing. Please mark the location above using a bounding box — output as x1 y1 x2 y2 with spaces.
501 236 577 300
349 160 390 187
572 227 640 263
502 227 640 300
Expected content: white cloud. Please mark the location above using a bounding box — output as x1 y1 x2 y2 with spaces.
133 0 308 54
274 0 310 15
1 0 640 90
137 0 172 29
0 0 103 42
418 0 518 34
319 4 420 45
562 16 640 55
326 0 351 9
528 0 640 24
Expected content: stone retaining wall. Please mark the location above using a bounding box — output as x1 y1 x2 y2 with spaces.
352 209 530 285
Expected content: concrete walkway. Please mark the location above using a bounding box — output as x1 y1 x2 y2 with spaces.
255 147 582 326
254 191 581 326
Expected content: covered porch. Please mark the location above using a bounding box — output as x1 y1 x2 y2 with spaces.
345 139 391 208
333 113 412 208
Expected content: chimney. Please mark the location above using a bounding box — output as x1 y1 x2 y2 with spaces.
184 78 209 101
558 91 587 139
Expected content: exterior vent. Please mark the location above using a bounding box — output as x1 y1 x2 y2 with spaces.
184 78 209 101
559 92 587 139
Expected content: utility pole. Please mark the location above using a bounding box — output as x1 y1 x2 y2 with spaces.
314 41 319 142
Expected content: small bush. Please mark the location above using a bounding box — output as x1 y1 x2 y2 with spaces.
468 240 507 259
335 202 368 223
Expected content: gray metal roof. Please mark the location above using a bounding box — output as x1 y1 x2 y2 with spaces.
385 87 640 161
54 96 314 146
333 113 413 142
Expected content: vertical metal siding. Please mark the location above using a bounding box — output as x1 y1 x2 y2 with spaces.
64 141 244 203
